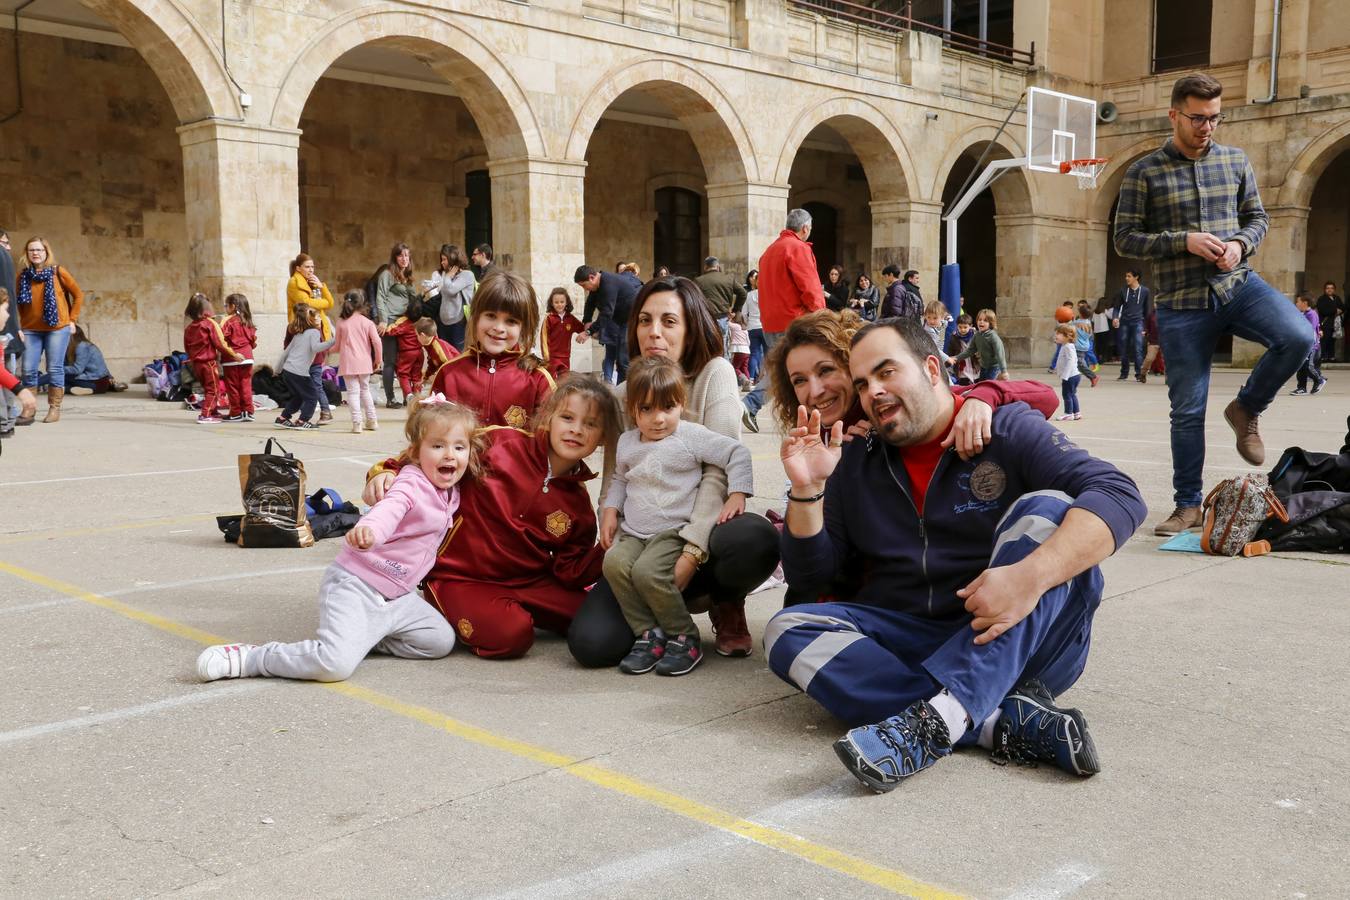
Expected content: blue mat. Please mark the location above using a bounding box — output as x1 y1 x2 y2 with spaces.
1158 531 1204 553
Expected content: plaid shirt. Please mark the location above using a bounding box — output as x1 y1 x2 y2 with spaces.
1113 139 1268 311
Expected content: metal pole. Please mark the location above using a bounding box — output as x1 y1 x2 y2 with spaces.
942 158 1026 266
979 0 988 53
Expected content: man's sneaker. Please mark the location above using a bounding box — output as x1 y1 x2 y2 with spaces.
654 633 703 676
1224 398 1265 465
196 643 256 681
293 420 320 430
1312 378 1326 394
708 602 753 657
741 406 759 434
196 415 222 425
833 699 952 793
991 678 1100 776
222 413 248 422
1153 505 1202 536
618 628 667 674
274 416 294 429
1290 387 1308 396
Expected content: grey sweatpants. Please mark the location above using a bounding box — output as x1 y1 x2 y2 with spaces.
246 563 456 682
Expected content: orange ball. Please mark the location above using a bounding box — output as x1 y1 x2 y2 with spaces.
1054 306 1075 323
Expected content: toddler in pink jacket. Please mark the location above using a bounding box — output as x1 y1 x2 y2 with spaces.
196 399 481 682
334 291 383 434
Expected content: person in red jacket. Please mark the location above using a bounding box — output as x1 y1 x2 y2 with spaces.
220 293 258 421
416 316 458 386
387 304 426 403
541 287 584 378
365 374 623 658
183 293 241 424
740 208 826 431
430 270 554 430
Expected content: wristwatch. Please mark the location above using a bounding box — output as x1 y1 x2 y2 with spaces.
681 544 709 567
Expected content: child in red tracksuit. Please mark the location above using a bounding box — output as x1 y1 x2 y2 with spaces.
416 316 458 386
387 312 426 403
541 287 583 379
220 293 257 421
183 292 241 424
367 374 621 658
430 271 553 429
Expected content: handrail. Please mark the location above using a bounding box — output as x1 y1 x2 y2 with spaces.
786 0 1036 67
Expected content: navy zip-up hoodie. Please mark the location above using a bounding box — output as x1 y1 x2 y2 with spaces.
782 401 1146 620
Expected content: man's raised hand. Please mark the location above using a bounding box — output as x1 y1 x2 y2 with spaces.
780 405 845 492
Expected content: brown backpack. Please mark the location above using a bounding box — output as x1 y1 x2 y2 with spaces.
1201 474 1288 557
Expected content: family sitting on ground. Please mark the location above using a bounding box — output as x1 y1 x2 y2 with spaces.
196 272 1144 791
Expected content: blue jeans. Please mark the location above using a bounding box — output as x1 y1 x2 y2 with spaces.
764 491 1101 727
309 364 330 412
742 330 783 417
748 328 767 381
1156 272 1315 508
975 365 1003 382
22 328 72 389
1118 319 1144 377
1061 374 1080 415
602 331 629 385
281 369 320 422
717 316 730 359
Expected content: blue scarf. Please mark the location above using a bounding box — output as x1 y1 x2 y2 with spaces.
17 266 60 327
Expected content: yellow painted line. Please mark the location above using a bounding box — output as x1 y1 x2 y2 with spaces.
0 514 217 547
0 560 964 900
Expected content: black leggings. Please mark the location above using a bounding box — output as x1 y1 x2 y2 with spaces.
381 334 399 404
567 513 780 667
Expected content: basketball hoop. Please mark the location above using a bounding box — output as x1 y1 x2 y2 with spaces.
1061 158 1108 190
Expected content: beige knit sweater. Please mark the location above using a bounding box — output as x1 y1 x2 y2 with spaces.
601 356 743 552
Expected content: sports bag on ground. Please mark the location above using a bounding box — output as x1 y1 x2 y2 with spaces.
1255 445 1350 552
237 438 315 548
1200 473 1288 557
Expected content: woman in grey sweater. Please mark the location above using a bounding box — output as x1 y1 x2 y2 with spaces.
425 243 474 352
275 304 336 429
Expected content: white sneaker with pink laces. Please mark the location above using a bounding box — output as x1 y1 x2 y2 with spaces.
197 643 257 681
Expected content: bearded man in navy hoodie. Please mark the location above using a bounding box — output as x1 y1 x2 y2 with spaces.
764 317 1145 792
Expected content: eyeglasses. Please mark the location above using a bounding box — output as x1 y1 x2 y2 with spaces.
1180 113 1226 128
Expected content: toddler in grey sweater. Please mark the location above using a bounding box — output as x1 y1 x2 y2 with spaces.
600 356 754 677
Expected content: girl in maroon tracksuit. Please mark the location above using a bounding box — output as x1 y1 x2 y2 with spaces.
368 374 622 658
221 293 257 421
183 293 241 424
541 287 584 379
430 271 553 430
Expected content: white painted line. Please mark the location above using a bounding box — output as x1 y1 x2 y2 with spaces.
0 455 383 487
484 778 858 899
0 683 268 746
1004 861 1099 899
0 565 330 616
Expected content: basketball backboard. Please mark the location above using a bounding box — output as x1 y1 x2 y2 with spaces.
1026 87 1097 174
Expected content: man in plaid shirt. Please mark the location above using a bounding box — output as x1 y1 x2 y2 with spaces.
1114 73 1314 537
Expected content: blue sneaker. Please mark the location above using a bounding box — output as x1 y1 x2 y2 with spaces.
991 678 1100 776
618 628 667 675
833 700 952 793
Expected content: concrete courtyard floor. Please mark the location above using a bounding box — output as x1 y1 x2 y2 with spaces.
2 368 1347 898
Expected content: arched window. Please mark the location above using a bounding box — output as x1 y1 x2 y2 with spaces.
653 187 702 277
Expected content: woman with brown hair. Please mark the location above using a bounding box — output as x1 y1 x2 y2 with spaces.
374 242 419 408
425 243 473 351
568 275 779 666
16 236 83 423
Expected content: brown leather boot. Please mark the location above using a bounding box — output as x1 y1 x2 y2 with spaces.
1223 399 1263 465
43 386 63 423
1153 506 1203 537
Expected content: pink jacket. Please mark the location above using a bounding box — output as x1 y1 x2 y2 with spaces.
335 313 382 377
335 465 459 598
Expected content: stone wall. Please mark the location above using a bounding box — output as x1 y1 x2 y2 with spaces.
297 78 487 298
0 32 188 378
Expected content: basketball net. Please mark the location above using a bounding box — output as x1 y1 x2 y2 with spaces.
1061 158 1108 190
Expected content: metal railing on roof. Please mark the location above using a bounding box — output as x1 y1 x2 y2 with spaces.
787 0 1036 67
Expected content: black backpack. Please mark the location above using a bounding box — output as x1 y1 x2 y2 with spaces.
364 264 390 313
1255 443 1350 551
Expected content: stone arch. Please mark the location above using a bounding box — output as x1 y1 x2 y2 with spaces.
1091 135 1168 222
1278 120 1350 209
932 125 1035 215
269 7 544 160
565 58 757 184
645 172 708 213
774 98 917 202
82 0 240 121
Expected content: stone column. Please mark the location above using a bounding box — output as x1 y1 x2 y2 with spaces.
179 121 301 348
994 212 1101 365
870 199 943 276
705 181 791 280
1229 203 1310 366
487 156 588 356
